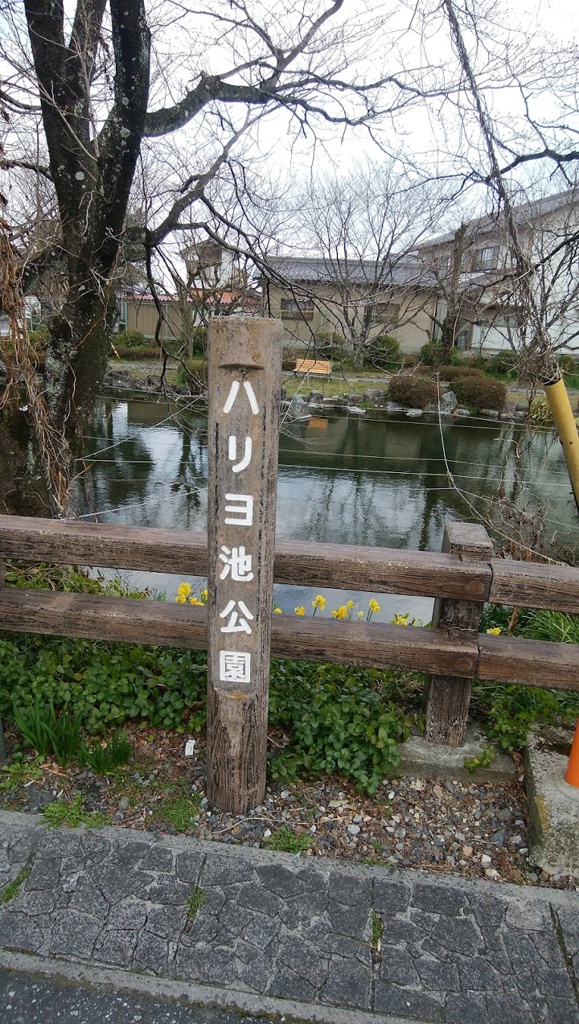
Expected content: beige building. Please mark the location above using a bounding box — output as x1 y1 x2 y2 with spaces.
261 256 437 358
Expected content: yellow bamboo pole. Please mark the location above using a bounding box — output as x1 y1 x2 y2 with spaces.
543 376 579 514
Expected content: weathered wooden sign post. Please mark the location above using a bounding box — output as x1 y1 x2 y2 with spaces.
206 317 283 813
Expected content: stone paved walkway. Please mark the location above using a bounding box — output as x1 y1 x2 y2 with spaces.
1 809 579 1024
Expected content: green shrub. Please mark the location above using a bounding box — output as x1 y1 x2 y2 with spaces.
388 374 438 409
420 342 463 367
315 331 344 360
472 605 579 753
452 376 507 411
182 326 207 356
438 365 485 382
114 329 146 349
174 359 208 392
13 701 83 766
114 346 160 360
269 661 409 795
484 350 518 378
0 635 208 734
367 334 401 370
282 347 301 371
559 355 579 380
400 353 419 368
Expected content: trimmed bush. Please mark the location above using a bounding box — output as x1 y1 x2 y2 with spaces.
438 365 486 382
114 329 145 349
484 351 518 377
366 334 401 370
453 376 507 411
388 375 438 409
400 353 419 368
114 346 160 360
420 342 463 367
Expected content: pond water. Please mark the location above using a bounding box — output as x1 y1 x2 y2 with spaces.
72 399 577 622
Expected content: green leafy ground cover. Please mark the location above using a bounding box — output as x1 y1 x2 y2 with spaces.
1 565 578 803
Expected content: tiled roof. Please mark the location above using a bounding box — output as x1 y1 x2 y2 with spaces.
263 256 436 288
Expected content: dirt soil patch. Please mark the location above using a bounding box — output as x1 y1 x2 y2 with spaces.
1 725 577 892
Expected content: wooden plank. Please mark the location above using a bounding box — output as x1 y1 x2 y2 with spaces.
478 633 579 691
0 589 478 677
2 516 578 613
0 516 208 576
274 541 491 601
424 523 494 747
489 559 579 614
0 516 491 600
0 588 577 691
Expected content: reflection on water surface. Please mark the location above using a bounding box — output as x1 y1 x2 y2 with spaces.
73 400 576 621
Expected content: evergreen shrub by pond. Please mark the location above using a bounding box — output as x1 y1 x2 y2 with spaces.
438 365 486 382
452 376 507 412
388 374 438 409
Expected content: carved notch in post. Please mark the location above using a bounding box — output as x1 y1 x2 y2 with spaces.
425 522 493 747
206 318 282 814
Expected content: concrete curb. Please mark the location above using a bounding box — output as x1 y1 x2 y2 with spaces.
2 810 579 1023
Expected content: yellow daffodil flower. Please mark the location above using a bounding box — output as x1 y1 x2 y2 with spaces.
486 626 502 635
294 606 306 616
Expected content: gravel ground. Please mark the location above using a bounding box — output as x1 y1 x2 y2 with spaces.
2 727 577 894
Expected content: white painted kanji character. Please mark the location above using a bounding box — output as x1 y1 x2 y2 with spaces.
223 380 259 415
219 651 251 683
228 435 252 473
219 545 254 582
224 493 253 526
219 599 254 634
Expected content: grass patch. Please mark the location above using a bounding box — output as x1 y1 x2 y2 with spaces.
371 910 384 948
186 884 205 922
43 795 109 829
0 758 44 792
155 794 200 830
263 826 314 854
13 701 83 766
1 865 31 904
80 731 133 774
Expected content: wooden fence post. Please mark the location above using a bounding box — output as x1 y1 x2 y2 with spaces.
425 522 493 747
0 557 6 763
206 317 282 813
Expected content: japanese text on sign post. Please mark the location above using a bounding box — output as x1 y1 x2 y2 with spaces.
206 319 282 814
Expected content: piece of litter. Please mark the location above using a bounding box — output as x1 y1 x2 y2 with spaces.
184 740 196 757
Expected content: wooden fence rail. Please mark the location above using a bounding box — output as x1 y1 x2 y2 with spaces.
0 514 578 749
1 515 578 612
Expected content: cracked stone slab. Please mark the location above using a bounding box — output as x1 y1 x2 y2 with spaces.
0 811 579 1023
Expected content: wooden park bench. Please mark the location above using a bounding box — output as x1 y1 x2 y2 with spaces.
293 358 332 378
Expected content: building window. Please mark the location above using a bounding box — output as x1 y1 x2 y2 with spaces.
280 297 314 321
472 245 500 272
372 301 401 324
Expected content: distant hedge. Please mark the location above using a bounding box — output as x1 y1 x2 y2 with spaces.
113 346 160 360
388 375 438 409
453 376 507 411
438 365 486 382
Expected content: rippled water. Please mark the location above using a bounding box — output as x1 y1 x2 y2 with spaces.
72 399 577 621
